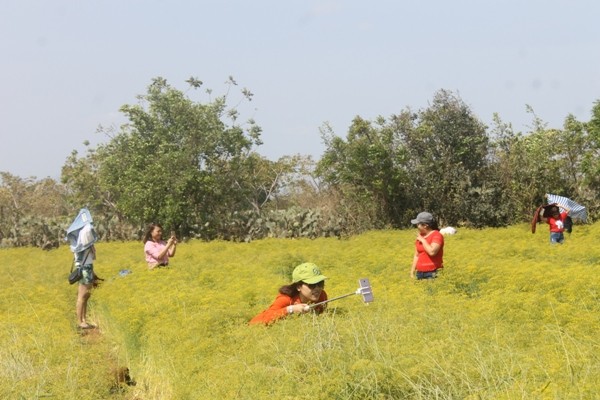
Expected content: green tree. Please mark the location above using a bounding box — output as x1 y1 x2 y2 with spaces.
317 90 491 228
0 172 68 247
488 107 571 221
61 141 135 240
394 89 489 226
558 101 600 218
96 77 262 237
318 116 410 229
580 101 600 201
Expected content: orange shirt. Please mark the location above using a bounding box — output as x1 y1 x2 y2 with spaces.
249 291 328 325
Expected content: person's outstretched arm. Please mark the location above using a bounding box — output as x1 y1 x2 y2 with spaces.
249 294 309 325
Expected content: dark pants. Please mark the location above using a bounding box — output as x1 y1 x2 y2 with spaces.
416 270 438 280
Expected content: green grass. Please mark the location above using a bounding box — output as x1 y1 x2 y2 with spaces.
1 224 599 399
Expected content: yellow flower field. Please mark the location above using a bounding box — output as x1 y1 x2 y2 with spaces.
1 223 599 399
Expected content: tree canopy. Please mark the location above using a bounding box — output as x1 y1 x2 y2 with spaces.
2 79 600 247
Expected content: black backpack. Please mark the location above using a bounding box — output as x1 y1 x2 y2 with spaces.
564 215 573 234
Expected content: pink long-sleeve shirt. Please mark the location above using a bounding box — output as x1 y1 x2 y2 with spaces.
144 240 170 265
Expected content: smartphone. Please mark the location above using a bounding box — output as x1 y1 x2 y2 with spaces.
170 230 176 239
358 278 374 303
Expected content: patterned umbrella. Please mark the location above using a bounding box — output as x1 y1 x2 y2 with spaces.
545 193 587 222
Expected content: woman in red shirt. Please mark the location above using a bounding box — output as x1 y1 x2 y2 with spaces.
410 212 444 280
541 205 570 244
250 263 328 325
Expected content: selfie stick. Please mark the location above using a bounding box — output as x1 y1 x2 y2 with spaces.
309 278 374 309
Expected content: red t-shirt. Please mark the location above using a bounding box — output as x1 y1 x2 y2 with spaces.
547 212 568 232
415 230 444 272
249 291 327 325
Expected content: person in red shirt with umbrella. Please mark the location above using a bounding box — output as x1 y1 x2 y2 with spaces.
541 204 571 244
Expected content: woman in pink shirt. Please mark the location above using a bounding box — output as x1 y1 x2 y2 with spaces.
143 223 177 269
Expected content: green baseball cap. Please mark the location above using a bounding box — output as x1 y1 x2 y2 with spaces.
292 263 328 284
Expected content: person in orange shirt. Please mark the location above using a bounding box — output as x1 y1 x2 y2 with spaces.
409 211 444 280
250 263 328 325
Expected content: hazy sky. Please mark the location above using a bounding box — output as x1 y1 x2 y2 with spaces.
2 0 599 179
